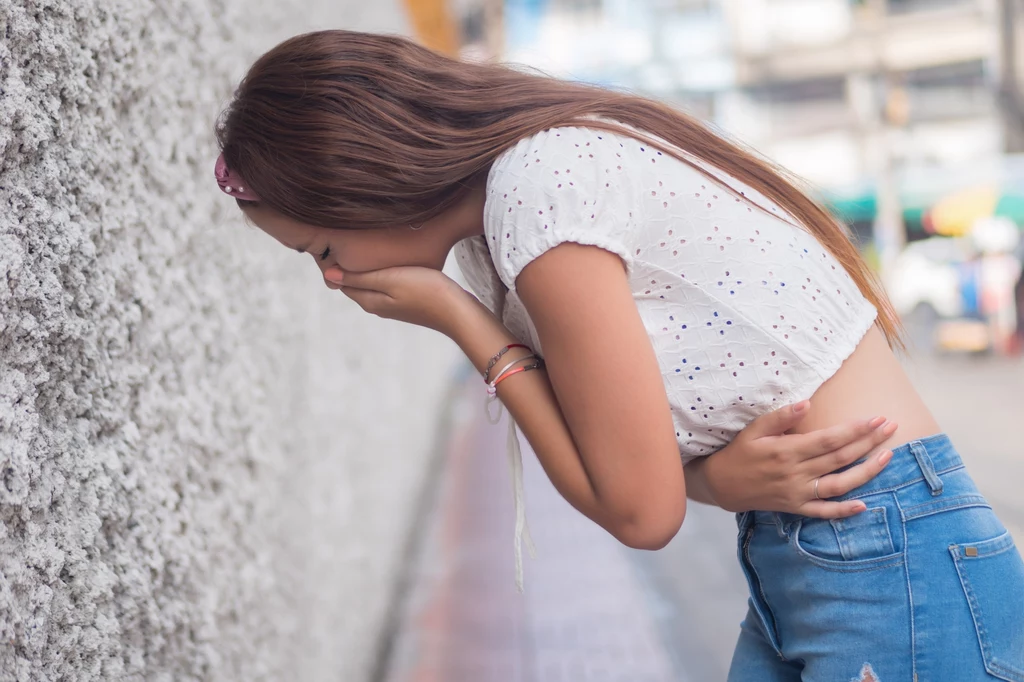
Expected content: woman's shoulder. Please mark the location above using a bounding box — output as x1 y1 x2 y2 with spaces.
482 124 645 291
487 124 645 195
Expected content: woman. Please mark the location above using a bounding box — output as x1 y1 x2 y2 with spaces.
214 30 1024 682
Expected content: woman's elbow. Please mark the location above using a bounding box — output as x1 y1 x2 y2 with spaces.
612 503 686 551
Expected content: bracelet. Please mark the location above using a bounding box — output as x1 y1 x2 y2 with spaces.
487 357 545 396
486 354 537 394
483 343 531 383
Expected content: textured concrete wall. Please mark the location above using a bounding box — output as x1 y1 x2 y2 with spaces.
0 2 461 680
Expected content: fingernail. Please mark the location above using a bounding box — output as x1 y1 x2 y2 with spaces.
853 502 867 513
878 450 892 466
869 416 886 428
324 270 344 285
883 421 899 435
792 401 808 414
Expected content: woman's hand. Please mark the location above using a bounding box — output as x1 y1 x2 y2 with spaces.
691 401 898 518
325 266 480 336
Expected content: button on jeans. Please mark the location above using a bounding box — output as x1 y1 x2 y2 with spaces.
727 435 1024 681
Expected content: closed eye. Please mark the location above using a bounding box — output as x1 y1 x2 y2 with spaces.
319 246 331 261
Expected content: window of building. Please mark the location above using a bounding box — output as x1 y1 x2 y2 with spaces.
551 0 603 13
744 76 851 137
902 59 987 89
649 0 713 11
886 0 974 15
898 59 993 121
746 76 848 105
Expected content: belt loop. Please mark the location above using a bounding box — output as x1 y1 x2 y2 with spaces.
774 512 796 538
910 440 944 496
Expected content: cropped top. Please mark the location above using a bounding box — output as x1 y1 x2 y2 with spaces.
454 124 878 587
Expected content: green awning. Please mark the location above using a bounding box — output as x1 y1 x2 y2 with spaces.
820 191 933 231
824 194 877 223
995 193 1024 223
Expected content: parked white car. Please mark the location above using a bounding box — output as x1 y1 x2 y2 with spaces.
885 231 1023 352
885 236 970 323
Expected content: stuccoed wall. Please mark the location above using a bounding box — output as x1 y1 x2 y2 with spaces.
0 1 461 680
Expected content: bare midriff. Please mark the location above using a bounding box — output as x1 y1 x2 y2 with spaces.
788 324 943 456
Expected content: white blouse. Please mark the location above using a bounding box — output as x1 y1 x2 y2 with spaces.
454 124 878 586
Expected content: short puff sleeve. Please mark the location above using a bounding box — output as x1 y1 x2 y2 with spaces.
484 126 640 291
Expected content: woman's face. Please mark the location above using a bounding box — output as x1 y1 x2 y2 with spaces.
243 189 485 289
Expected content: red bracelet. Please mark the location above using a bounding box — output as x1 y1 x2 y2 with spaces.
483 343 531 383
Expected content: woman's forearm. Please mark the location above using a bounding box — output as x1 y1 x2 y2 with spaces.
446 295 634 542
682 457 720 506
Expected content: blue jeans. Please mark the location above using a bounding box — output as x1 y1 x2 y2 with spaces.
727 434 1024 681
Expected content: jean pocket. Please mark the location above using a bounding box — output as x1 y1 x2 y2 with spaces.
792 506 903 571
950 532 1024 682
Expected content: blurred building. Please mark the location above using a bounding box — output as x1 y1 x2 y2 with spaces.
720 0 1024 261
455 0 1024 263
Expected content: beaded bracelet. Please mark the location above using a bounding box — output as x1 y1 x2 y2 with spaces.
483 343 531 383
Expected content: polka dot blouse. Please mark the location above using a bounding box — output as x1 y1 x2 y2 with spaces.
455 124 878 463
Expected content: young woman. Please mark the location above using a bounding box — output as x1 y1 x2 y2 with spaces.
214 30 1024 682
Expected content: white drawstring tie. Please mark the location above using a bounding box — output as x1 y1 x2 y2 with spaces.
485 394 536 592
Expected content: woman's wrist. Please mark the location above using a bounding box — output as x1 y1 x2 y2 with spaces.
683 456 721 507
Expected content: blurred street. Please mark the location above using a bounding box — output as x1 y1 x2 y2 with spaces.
382 350 1024 682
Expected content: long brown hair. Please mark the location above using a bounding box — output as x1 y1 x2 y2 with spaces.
216 30 902 347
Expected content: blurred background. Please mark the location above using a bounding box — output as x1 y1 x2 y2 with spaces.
444 0 1024 355
383 1 1024 681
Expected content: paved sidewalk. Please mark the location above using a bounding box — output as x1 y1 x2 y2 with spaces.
382 377 690 682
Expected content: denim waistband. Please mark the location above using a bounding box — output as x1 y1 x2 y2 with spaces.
832 433 962 501
740 433 963 528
